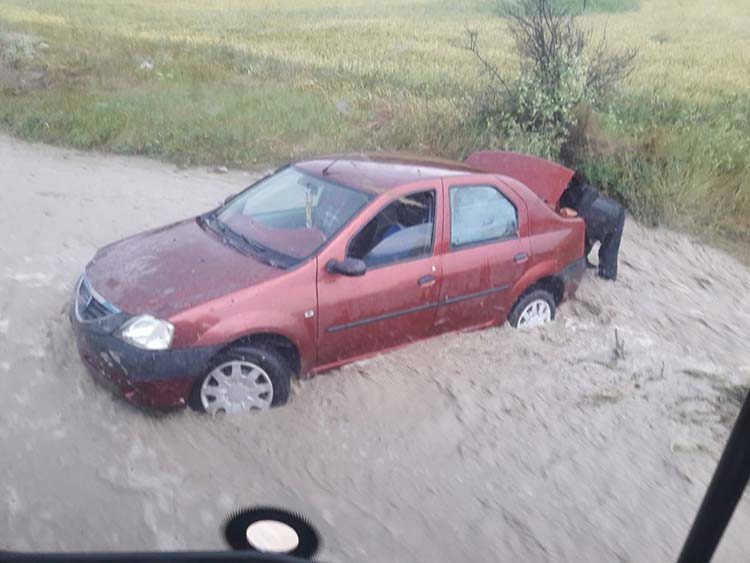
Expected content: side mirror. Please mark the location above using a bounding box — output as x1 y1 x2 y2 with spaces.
326 257 366 277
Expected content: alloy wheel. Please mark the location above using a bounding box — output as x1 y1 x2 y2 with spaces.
517 299 552 329
200 360 274 414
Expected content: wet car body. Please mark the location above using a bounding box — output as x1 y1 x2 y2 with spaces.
70 151 586 410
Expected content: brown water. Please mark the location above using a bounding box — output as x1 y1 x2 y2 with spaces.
1 134 749 562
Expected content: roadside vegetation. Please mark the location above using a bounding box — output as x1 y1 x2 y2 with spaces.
0 0 748 256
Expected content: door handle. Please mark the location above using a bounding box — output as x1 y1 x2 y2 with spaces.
514 252 529 263
417 274 437 287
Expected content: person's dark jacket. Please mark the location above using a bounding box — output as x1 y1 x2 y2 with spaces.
560 182 598 216
560 181 625 280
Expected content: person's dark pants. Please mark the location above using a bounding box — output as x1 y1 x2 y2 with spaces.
583 197 625 281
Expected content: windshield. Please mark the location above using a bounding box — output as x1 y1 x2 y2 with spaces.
216 167 370 264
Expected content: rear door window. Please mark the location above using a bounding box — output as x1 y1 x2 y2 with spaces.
449 185 518 249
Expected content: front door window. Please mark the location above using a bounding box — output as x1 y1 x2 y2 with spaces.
347 191 435 268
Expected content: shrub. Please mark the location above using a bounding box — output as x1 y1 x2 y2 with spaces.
466 0 637 159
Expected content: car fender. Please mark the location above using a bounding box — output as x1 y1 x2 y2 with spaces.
194 310 314 374
168 258 318 371
507 259 560 307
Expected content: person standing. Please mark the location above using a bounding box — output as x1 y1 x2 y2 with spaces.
560 175 626 281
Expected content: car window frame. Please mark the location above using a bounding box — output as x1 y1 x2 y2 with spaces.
447 183 519 251
345 188 438 271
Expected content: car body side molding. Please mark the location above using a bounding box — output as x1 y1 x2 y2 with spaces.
326 284 511 333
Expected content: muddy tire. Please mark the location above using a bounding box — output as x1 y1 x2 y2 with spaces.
189 345 291 414
508 289 556 329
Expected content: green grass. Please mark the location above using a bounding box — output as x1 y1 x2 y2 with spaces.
1 0 749 255
577 0 640 12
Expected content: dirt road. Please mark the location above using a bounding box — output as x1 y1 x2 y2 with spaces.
1 134 749 562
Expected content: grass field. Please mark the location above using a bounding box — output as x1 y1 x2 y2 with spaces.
1 0 749 252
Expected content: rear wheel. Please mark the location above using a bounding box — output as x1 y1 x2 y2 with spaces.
508 289 556 329
189 346 291 414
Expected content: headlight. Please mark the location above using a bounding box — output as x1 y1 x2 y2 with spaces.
117 315 174 350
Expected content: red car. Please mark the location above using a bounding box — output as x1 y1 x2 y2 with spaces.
70 151 586 414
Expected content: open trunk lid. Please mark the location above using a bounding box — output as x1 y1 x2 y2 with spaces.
465 150 575 206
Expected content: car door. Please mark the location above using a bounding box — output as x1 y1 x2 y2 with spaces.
315 183 443 369
434 177 531 333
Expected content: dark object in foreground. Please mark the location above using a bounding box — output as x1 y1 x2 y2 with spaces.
2 507 320 562
676 386 750 563
225 507 319 558
0 551 307 562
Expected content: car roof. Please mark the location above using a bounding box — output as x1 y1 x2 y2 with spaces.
294 153 482 193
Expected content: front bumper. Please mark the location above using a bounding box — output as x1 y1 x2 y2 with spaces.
69 282 221 409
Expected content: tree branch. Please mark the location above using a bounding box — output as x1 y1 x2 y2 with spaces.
464 28 514 98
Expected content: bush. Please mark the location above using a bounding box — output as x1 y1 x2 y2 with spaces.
466 0 637 159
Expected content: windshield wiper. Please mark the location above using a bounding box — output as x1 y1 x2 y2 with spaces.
202 212 246 249
232 231 281 267
238 235 268 254
201 211 286 268
202 211 232 240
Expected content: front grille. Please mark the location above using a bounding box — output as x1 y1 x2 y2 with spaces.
83 296 112 320
77 276 119 321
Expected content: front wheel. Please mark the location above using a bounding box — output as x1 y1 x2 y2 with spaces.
189 346 291 415
508 289 556 329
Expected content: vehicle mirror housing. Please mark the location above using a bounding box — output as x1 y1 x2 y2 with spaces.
326 257 366 277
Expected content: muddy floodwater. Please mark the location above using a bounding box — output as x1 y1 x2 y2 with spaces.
1 134 749 562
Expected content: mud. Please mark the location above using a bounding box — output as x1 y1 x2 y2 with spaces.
1 134 749 562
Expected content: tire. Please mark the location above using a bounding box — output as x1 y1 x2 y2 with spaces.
189 345 291 414
507 288 556 329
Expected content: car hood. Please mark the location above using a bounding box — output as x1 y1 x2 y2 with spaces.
86 218 284 318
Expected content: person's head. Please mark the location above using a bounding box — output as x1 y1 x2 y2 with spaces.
563 172 585 202
569 171 586 189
